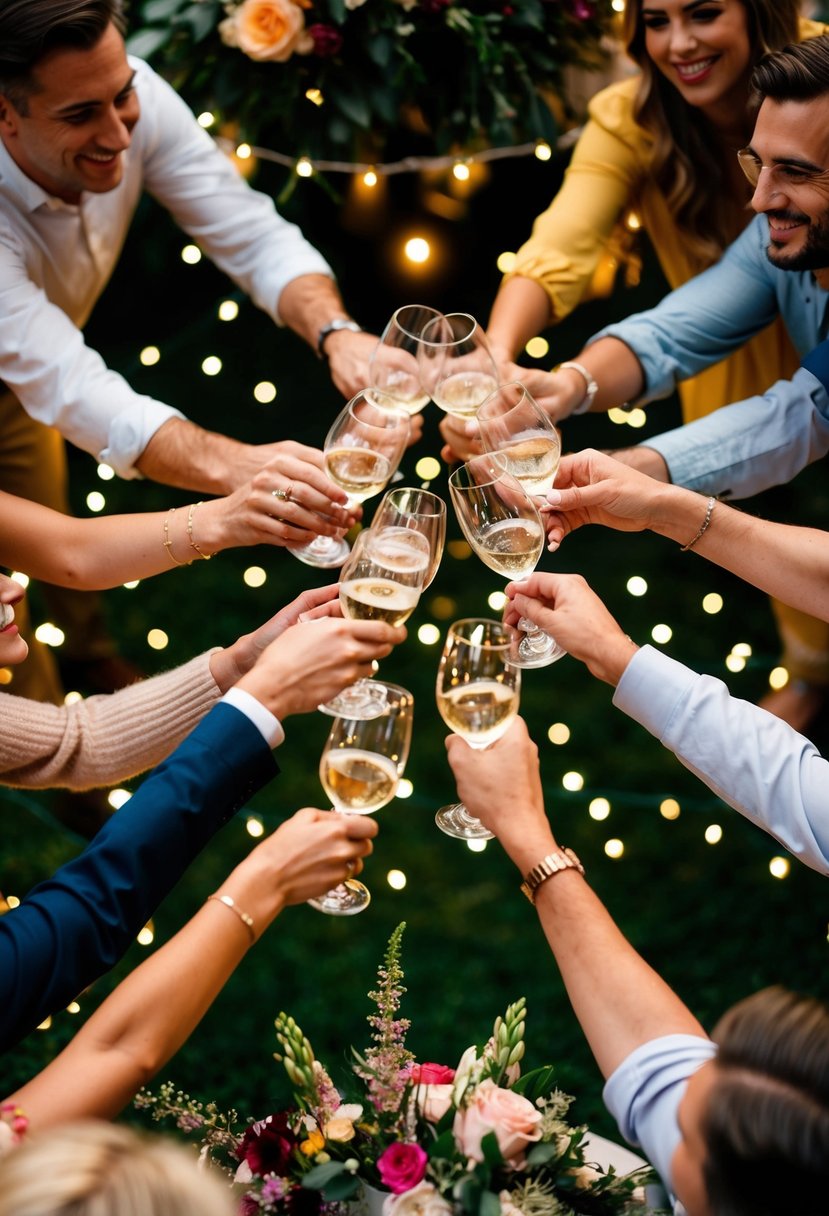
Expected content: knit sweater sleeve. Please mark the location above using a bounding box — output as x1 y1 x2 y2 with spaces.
0 652 222 790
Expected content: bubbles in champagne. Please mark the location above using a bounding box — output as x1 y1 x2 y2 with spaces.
433 371 498 419
501 435 560 497
339 578 420 626
324 448 392 501
437 679 519 748
473 517 544 578
322 748 399 813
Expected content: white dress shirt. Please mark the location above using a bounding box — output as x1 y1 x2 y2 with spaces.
0 56 333 478
614 646 829 875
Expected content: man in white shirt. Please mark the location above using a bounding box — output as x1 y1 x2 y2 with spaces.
0 0 374 701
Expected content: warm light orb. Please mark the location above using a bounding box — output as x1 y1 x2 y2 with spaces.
704 824 723 845
246 816 265 838
627 408 647 428
64 690 82 706
769 856 790 879
415 456 441 481
562 771 584 792
534 141 552 161
6 895 20 909
236 143 252 160
725 654 746 673
702 593 723 615
496 251 517 273
525 336 549 359
769 665 789 690
612 0 626 11
387 869 407 889
404 237 431 264
487 591 507 611
197 111 215 128
626 575 648 597
660 798 681 821
0 669 12 686
651 623 672 644
140 345 160 366
608 407 629 425
202 356 222 376
604 838 624 859
397 778 414 799
253 381 277 404
417 623 441 646
97 462 114 480
453 161 471 181
86 491 105 513
147 628 169 651
67 1001 81 1014
243 566 267 588
218 299 239 322
305 88 324 106
108 788 132 810
466 838 488 853
181 244 202 264
589 797 611 821
37 1017 52 1031
35 623 65 647
732 642 752 658
363 169 378 188
123 580 140 590
547 722 570 745
296 156 313 177
137 922 155 946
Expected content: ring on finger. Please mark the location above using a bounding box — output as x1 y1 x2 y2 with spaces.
272 484 292 503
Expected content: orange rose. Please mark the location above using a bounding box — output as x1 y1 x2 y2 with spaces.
220 0 313 63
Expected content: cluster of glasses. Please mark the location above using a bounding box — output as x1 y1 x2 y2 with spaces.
302 305 572 911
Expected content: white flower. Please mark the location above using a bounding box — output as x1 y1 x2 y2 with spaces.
384 1181 453 1216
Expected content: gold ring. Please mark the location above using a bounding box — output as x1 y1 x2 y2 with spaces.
272 487 290 502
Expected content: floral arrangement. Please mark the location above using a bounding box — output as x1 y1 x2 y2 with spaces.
127 0 614 162
137 923 651 1215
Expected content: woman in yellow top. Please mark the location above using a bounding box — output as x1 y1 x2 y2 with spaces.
485 0 829 729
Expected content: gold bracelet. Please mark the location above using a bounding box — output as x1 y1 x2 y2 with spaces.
187 502 213 561
680 496 716 552
162 507 190 567
206 893 255 942
520 848 584 904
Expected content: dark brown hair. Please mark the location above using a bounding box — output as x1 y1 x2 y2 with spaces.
751 32 829 103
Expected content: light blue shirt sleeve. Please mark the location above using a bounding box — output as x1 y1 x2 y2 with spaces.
613 646 829 874
588 216 779 402
603 1034 717 1193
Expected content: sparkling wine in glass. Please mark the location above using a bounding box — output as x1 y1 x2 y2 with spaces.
309 683 414 915
449 453 565 668
371 486 447 589
418 313 499 420
318 526 430 719
291 390 410 569
435 618 520 840
476 381 561 498
369 305 444 415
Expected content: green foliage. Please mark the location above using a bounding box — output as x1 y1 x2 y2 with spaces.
127 0 613 158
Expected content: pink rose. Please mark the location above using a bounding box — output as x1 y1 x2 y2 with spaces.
377 1142 429 1193
410 1063 455 1085
453 1080 542 1169
219 0 313 63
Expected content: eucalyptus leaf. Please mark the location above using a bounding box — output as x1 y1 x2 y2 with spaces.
141 0 189 22
178 3 219 42
125 28 171 59
302 1162 350 1190
479 1190 501 1216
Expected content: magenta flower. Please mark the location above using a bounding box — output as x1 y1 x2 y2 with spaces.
377 1142 429 1193
309 23 343 57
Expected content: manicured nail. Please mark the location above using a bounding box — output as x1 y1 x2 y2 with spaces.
546 489 562 505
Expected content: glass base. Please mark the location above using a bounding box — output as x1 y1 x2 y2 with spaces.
290 534 351 569
435 803 494 840
318 678 389 720
307 879 371 916
507 621 566 670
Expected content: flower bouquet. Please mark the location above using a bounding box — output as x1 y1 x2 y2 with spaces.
127 0 614 161
137 923 652 1215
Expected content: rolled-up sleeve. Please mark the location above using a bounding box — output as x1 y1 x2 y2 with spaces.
603 1034 717 1191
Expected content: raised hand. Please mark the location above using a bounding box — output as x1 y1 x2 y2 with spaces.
250 806 379 910
543 448 672 551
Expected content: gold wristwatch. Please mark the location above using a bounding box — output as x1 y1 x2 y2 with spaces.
520 848 584 904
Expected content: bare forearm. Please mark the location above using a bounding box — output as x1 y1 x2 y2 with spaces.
136 417 277 495
487 276 554 360
277 273 349 349
558 338 646 414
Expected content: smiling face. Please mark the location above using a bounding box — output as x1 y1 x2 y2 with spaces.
670 1060 717 1216
747 96 829 274
641 0 753 122
0 21 139 204
0 573 29 667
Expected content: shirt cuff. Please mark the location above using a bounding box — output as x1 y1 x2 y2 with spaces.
100 401 187 479
613 645 698 740
221 687 285 749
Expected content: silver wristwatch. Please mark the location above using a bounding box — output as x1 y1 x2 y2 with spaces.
316 317 362 359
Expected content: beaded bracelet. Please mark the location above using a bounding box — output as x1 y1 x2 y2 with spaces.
187 501 213 560
162 507 190 567
680 496 716 552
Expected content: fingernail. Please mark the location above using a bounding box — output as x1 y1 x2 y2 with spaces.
546 489 562 505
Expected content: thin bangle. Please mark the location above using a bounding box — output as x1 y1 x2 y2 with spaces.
680 496 716 552
206 893 255 942
162 507 190 567
187 502 213 560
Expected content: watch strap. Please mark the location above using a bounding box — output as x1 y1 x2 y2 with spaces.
557 361 598 415
317 318 362 359
520 847 584 904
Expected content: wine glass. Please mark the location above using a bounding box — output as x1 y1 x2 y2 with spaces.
435 619 520 840
368 305 444 415
448 453 565 668
371 486 447 589
476 381 561 498
291 390 411 569
309 683 414 915
318 525 431 719
417 313 499 420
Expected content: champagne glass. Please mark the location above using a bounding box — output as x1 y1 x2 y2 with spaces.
417 313 499 420
448 454 565 668
309 683 414 915
291 391 411 569
371 486 447 589
368 305 444 415
435 619 520 840
318 526 431 719
476 381 561 498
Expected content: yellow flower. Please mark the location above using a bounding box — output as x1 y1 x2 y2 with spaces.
300 1129 326 1156
324 1117 356 1143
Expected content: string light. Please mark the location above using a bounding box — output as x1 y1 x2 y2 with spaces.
67 1001 81 1014
487 591 507 610
140 345 160 366
147 629 169 651
397 779 414 799
34 623 65 647
660 798 681 820
525 336 549 359
626 576 648 597
651 624 672 644
64 690 82 705
404 237 430 264
626 408 647 428
467 838 488 853
702 593 723 615
201 355 222 376
246 816 265 838
123 580 140 590
429 596 456 618
253 381 277 403
704 824 723 845
497 251 517 273
218 300 239 321
725 653 746 673
197 111 215 128
547 722 570 745
604 838 624 859
447 540 472 560
769 856 790 879
387 869 407 889
108 788 131 810
296 156 313 177
0 669 12 686
732 642 752 657
10 572 29 588
417 623 441 645
589 797 611 821
86 491 105 512
305 88 324 107
534 141 552 161
137 920 155 946
181 244 202 264
236 143 252 160
363 168 378 188
452 160 471 181
562 771 584 792
243 566 267 588
97 463 114 480
769 666 789 690
415 456 441 481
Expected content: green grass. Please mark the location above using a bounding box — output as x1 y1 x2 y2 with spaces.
2 153 827 1139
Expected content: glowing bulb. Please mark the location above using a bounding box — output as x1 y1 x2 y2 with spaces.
562 771 584 792
305 88 324 106
404 237 430 264
387 869 407 889
140 345 160 366
415 456 441 481
253 381 277 404
6 895 20 909
67 1001 81 1014
86 491 105 513
0 668 12 685
201 356 222 377
604 838 624 859
625 210 641 230
246 816 265 838
589 797 611 821
108 788 132 810
660 798 681 820
612 0 626 11
363 168 378 187
181 244 202 264
452 161 471 181
296 156 313 177
218 299 239 321
651 624 672 644
487 591 507 611
732 642 752 658
497 251 517 273
608 407 629 425
725 654 746 673
37 1016 52 1031
137 922 155 946
626 576 648 597
627 408 647 428
123 580 140 590
417 623 441 645
769 666 789 690
34 623 65 647
702 593 723 615
236 143 252 159
769 856 790 879
197 111 214 128
147 629 169 651
243 566 266 588
430 596 456 619
547 722 570 745
397 778 413 799
10 572 29 588
447 540 472 560
534 141 552 161
466 838 488 853
525 336 549 359
63 690 82 706
97 462 114 480
704 824 723 845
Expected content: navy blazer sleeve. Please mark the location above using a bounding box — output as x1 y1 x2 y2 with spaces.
0 702 278 1053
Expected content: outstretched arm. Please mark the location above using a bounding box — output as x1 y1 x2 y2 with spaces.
4 807 378 1127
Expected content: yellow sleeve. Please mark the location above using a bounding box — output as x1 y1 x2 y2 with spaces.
506 78 649 323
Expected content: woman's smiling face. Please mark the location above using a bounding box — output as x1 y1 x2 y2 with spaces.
642 0 753 120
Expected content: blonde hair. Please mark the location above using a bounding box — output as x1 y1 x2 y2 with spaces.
0 1121 233 1216
622 0 801 265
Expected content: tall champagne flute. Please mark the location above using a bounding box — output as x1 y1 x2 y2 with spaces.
309 683 414 916
291 391 411 569
368 305 444 415
371 486 447 589
318 526 431 719
435 619 520 840
449 454 565 668
417 313 499 420
476 381 561 498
